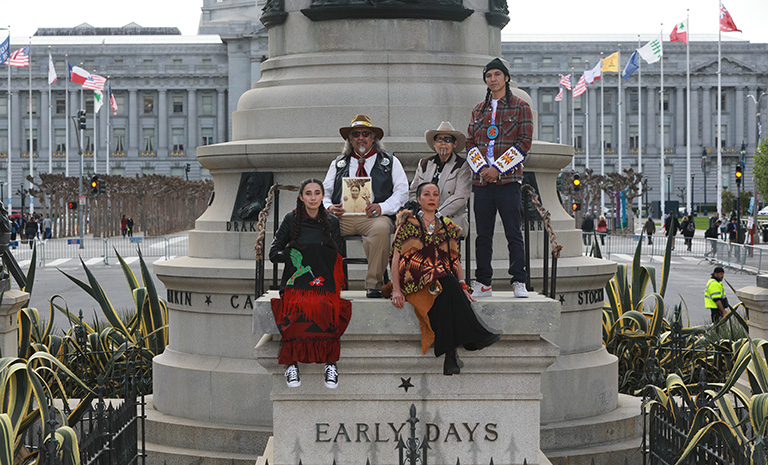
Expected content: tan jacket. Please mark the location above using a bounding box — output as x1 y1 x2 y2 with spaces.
408 153 471 235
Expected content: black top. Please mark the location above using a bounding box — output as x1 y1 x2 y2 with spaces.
269 210 343 264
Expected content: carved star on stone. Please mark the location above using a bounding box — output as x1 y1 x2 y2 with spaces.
205 295 212 306
559 294 565 304
399 377 414 392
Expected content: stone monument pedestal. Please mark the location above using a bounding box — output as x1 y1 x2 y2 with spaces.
255 291 559 465
0 287 28 357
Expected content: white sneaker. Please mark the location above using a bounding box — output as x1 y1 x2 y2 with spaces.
470 281 493 297
324 363 339 389
513 281 529 298
285 364 301 388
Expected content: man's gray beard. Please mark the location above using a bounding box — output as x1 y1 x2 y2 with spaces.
356 145 367 155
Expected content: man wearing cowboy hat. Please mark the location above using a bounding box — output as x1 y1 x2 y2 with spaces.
466 57 533 299
323 114 409 298
409 121 472 234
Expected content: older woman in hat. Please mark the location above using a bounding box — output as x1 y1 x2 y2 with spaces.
409 122 472 235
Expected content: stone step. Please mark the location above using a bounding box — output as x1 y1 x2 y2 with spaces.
544 436 642 465
143 395 271 457
145 440 260 465
541 394 642 450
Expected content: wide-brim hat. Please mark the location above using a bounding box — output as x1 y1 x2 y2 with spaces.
425 121 466 153
339 114 384 140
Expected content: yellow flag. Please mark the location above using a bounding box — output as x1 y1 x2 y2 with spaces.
602 52 619 73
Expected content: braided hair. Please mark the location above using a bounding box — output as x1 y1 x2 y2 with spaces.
288 178 337 250
480 81 513 114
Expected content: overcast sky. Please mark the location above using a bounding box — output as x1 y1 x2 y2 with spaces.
5 0 767 44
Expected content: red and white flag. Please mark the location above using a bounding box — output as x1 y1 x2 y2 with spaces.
5 46 29 67
83 73 106 91
669 19 688 44
109 85 118 116
573 74 588 97
69 64 90 85
555 88 564 102
720 3 741 32
559 73 572 91
585 61 602 85
48 53 57 84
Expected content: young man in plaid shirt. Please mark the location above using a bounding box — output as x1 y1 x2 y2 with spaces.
466 58 533 298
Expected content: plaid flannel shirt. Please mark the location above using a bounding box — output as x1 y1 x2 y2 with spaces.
466 92 533 185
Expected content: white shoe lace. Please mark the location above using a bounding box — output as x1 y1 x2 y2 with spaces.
285 365 299 382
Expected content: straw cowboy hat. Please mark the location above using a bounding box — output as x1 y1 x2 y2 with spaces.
424 121 466 153
339 114 384 140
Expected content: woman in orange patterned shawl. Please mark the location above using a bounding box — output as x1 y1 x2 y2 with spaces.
390 182 500 375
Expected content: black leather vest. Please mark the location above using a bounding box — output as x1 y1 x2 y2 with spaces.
331 151 395 205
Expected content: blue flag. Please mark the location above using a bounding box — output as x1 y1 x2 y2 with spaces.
0 34 9 65
622 50 639 80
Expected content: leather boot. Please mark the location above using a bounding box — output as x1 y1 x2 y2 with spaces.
443 349 461 376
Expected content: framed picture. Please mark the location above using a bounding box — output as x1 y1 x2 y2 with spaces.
342 177 372 216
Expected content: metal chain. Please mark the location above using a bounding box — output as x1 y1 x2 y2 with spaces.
522 184 564 259
254 183 298 260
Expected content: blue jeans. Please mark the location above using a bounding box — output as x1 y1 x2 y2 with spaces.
472 181 526 286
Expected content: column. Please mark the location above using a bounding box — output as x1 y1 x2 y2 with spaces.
588 88 597 155
158 90 167 157
187 89 197 156
702 86 712 148
617 85 625 158
645 86 656 150
747 88 758 150
128 90 138 157
11 92 21 204
675 87 684 148
691 86 700 146
217 89 226 144
735 87 745 147
69 90 79 152
40 90 49 156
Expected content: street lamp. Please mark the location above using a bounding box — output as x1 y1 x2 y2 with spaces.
691 174 695 214
666 174 671 214
736 163 743 243
702 148 708 215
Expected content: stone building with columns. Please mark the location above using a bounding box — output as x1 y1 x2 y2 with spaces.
2 0 766 214
504 35 768 214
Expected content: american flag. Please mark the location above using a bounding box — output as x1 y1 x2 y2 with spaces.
559 73 572 91
83 73 106 91
6 46 29 67
555 88 564 102
573 74 588 97
109 85 118 116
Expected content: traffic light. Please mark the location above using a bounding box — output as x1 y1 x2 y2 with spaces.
98 179 105 194
67 201 77 210
77 110 86 130
91 175 99 194
735 164 743 186
571 202 581 211
573 173 580 191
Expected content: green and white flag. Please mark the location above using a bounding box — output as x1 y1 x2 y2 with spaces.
638 35 663 64
94 90 103 113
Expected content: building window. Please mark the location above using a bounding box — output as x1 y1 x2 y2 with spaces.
201 127 214 146
715 125 727 148
628 91 639 112
541 125 554 142
662 124 671 147
84 130 93 152
141 166 155 175
542 57 552 64
603 91 613 113
574 125 583 150
720 93 727 112
54 129 66 152
113 128 126 152
143 59 153 66
83 60 94 70
0 129 7 152
202 58 212 64
144 96 154 114
172 96 184 114
55 60 65 70
25 129 38 152
574 95 583 111
86 99 93 114
115 95 125 115
603 126 612 150
513 57 523 64
629 125 638 150
541 94 554 113
114 59 123 66
56 98 66 115
142 128 155 152
172 128 185 151
173 58 182 65
25 96 37 115
571 57 581 64
0 96 6 115
662 93 669 112
201 95 214 115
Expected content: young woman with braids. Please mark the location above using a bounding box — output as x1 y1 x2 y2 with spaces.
269 179 349 389
389 182 500 376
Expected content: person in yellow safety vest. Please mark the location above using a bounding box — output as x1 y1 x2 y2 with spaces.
705 266 727 324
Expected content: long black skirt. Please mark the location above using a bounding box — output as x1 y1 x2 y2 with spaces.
428 276 496 357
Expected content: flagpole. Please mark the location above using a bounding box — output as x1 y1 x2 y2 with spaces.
4 27 11 213
28 37 33 215
571 67 575 170
600 52 605 214
660 25 665 216
685 11 691 215
65 55 69 177
557 84 562 144
716 7 722 218
637 36 643 217
106 78 110 175
618 45 623 173
585 60 590 172
92 70 97 175
48 47 52 174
